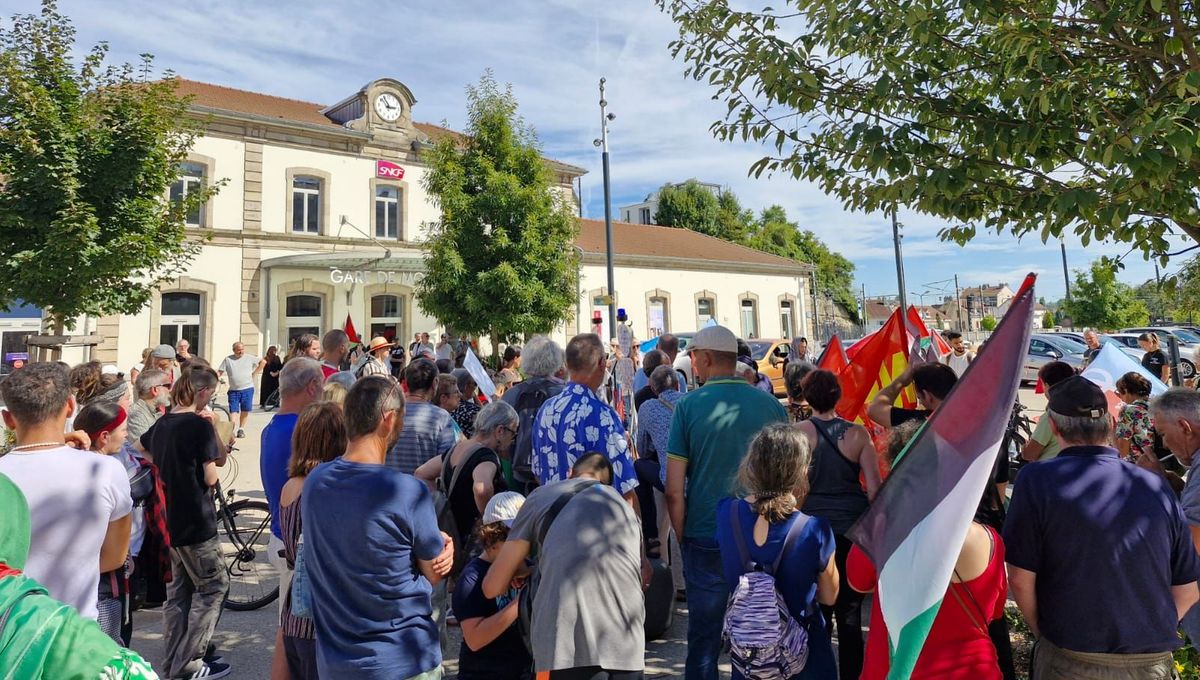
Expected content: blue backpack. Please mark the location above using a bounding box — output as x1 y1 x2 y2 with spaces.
722 505 812 680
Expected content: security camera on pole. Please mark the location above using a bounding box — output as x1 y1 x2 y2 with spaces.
594 78 618 341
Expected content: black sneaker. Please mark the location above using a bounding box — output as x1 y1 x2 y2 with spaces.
236 428 245 438
179 661 231 679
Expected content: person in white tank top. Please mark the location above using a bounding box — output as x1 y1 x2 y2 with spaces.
942 331 974 377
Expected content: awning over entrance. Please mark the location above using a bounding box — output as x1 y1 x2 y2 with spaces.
261 248 428 287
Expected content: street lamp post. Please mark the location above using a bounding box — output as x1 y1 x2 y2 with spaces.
892 205 909 312
594 78 617 337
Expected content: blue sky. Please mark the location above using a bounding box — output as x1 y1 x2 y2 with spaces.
19 0 1186 303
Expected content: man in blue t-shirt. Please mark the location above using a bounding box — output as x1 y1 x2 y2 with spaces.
260 357 322 618
665 324 788 680
302 375 454 680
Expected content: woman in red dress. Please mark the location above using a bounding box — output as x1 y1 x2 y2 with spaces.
847 420 1008 680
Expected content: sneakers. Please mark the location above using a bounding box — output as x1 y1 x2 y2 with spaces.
236 428 245 438
179 661 231 679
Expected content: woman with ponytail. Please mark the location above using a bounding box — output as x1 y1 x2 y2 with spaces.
76 401 135 646
715 423 839 680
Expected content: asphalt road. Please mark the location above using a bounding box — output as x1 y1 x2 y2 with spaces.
131 386 1048 678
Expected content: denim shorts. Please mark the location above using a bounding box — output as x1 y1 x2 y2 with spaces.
228 388 254 412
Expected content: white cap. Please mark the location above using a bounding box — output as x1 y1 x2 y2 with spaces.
685 325 738 355
736 361 755 375
482 491 525 527
101 364 121 376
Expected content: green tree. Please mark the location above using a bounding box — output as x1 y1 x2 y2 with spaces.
0 1 217 332
659 0 1200 258
653 180 750 242
746 205 859 321
418 72 578 357
1063 259 1150 330
980 316 998 332
1043 309 1056 328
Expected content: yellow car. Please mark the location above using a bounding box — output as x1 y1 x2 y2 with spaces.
746 339 792 396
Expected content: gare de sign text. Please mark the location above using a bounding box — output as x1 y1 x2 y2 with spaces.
329 268 419 285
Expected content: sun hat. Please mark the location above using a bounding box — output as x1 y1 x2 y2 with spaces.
366 336 391 353
482 491 526 527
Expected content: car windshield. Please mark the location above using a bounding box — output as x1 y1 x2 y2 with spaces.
1045 336 1086 354
1172 329 1200 343
748 341 774 360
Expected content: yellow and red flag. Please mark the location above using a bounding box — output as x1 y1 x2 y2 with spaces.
816 335 849 373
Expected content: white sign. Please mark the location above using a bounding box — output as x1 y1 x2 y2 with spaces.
329 268 420 286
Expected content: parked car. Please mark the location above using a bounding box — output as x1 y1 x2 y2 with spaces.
1107 332 1196 379
1023 334 1086 384
1043 331 1144 363
746 339 791 396
1118 327 1199 379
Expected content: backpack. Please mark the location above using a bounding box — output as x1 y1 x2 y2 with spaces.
510 379 562 489
723 504 812 680
518 480 598 652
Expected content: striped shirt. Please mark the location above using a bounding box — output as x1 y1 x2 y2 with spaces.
386 401 456 474
280 494 314 640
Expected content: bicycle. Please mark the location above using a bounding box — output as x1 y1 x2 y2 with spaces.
213 481 278 611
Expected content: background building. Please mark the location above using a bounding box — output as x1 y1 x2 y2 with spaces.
618 179 722 225
51 77 812 370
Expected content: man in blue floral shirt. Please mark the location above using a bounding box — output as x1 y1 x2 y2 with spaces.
531 333 639 501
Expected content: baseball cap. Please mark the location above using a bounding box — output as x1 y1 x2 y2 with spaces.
1047 376 1108 419
685 325 738 355
151 344 176 360
482 491 525 527
101 364 121 376
735 361 755 375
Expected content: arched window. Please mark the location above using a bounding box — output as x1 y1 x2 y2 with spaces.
648 295 669 337
159 292 202 356
779 300 795 339
285 294 322 343
696 297 715 327
370 294 403 341
740 298 759 339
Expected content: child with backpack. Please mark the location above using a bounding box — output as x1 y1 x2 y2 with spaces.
453 492 533 680
716 423 840 680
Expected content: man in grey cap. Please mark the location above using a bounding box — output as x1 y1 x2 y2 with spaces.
664 324 788 680
150 344 179 383
1005 376 1200 679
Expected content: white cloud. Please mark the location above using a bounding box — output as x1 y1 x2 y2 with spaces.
20 0 1188 302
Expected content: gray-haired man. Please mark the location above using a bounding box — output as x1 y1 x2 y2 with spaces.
1153 388 1200 649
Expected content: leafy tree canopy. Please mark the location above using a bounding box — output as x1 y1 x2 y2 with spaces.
653 182 859 321
418 71 579 354
1063 258 1150 329
0 0 216 327
658 0 1200 261
980 315 998 332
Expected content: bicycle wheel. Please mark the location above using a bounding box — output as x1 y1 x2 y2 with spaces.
220 498 279 611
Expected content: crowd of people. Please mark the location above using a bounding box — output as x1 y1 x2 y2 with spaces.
5 320 1200 680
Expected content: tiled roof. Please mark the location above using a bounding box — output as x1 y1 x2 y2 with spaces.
865 300 895 318
576 219 808 271
171 78 585 174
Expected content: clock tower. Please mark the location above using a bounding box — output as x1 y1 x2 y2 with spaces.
322 78 419 143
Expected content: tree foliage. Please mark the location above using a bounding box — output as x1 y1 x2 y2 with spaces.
1043 309 1056 328
0 1 217 327
745 205 859 321
980 315 998 332
658 0 1200 260
1063 259 1150 330
418 72 578 354
653 179 748 242
1136 255 1200 323
653 183 859 321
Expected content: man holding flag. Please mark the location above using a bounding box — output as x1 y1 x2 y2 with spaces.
1005 376 1200 679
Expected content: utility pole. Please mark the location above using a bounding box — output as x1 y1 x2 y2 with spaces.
860 283 867 334
811 269 821 342
595 78 617 336
1060 239 1072 302
892 205 908 313
954 274 964 333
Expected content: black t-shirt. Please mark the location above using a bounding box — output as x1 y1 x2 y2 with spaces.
390 346 406 365
444 446 506 546
1142 349 1167 377
452 557 532 680
141 411 221 546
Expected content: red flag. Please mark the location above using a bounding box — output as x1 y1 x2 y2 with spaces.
343 314 361 344
817 335 849 373
835 307 916 425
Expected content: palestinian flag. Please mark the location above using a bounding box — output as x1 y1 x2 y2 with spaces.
846 274 1036 680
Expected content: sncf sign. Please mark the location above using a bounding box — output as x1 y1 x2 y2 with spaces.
376 160 405 180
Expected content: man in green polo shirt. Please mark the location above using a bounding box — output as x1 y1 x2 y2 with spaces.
665 324 788 680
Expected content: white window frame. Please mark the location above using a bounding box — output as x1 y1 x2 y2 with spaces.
374 185 401 239
172 162 206 228
292 176 322 234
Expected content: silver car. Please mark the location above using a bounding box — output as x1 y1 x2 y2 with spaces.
1023 334 1086 384
1108 331 1197 380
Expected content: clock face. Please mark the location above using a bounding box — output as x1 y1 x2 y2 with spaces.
374 93 402 122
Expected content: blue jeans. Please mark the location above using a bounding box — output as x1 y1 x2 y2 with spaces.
681 537 729 680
